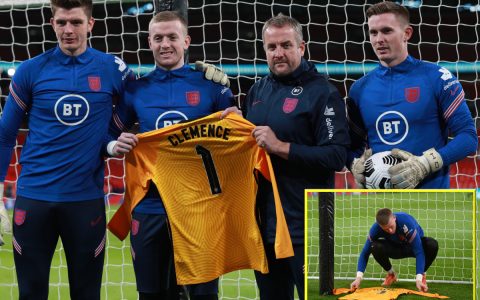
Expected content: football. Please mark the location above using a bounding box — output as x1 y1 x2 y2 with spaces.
364 151 402 189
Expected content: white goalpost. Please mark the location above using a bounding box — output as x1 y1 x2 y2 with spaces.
0 1 479 299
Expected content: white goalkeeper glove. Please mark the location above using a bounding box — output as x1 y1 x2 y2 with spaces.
388 148 443 189
195 61 230 87
0 183 12 246
350 149 372 188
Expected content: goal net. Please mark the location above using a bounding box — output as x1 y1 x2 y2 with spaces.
0 0 479 299
307 191 476 293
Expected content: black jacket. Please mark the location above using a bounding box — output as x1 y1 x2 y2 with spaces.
244 58 349 244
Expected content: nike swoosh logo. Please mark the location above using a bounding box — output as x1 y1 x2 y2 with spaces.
252 100 262 106
90 216 102 227
450 86 459 96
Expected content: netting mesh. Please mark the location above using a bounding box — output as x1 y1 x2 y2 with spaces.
0 1 479 299
307 191 474 285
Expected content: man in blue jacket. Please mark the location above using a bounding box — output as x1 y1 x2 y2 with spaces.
242 13 350 300
350 208 438 293
348 1 477 189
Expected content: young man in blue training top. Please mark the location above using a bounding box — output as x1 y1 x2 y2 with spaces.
348 1 477 189
0 0 135 299
351 208 438 293
106 11 233 300
240 14 350 300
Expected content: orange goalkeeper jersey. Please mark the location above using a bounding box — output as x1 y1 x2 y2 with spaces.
108 112 294 284
333 287 449 299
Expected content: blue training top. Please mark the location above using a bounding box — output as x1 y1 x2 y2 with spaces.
108 64 234 214
357 212 425 275
347 55 477 188
0 46 134 201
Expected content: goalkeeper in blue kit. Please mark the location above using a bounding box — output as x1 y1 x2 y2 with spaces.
0 0 135 299
348 1 477 188
106 11 233 300
351 208 438 292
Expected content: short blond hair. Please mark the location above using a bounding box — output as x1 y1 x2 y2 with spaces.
376 208 393 226
149 10 188 36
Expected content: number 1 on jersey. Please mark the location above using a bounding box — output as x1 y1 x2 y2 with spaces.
195 145 222 195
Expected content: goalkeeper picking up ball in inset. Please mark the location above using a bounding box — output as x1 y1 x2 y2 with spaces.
351 208 438 292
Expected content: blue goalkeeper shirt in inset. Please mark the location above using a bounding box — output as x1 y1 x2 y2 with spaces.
0 46 133 201
108 64 234 214
357 212 425 275
347 55 477 188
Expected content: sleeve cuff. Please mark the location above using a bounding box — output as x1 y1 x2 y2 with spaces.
107 140 118 156
356 271 364 279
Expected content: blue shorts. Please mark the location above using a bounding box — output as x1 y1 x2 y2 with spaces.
13 196 106 300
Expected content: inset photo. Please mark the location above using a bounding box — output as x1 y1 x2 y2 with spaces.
306 190 476 300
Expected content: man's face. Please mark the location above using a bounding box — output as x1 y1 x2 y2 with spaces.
50 7 94 56
368 13 412 67
379 215 397 235
149 20 191 70
263 25 305 77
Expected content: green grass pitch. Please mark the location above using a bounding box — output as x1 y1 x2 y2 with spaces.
0 207 259 299
306 191 475 300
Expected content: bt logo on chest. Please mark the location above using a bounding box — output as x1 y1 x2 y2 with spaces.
156 110 189 129
54 94 89 126
375 111 409 145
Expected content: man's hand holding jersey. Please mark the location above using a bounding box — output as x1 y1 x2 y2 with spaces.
388 148 443 189
252 126 290 160
350 149 372 188
107 133 139 157
220 106 242 119
0 182 12 246
195 61 230 88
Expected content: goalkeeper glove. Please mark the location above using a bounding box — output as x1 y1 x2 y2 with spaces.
350 149 372 188
388 148 443 189
195 61 230 87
